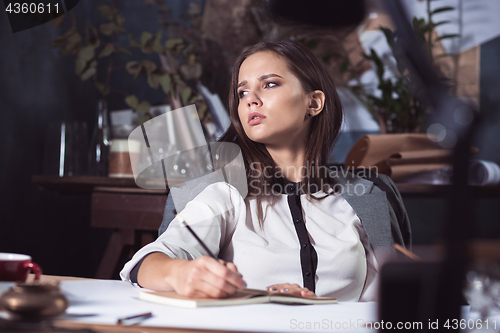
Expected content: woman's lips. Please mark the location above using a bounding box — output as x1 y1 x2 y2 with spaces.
248 112 266 125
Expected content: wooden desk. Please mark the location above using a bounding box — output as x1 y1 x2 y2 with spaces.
33 176 170 279
91 187 167 279
56 322 243 333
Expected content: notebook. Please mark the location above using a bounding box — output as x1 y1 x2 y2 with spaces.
139 288 337 308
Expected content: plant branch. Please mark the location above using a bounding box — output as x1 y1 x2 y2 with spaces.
105 54 114 87
427 0 434 62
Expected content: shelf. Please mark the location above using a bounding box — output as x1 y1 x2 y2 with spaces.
32 175 172 194
395 182 500 197
32 175 500 196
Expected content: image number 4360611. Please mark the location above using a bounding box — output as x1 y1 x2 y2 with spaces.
3 0 80 33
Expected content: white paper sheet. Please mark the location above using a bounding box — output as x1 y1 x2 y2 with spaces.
60 280 380 332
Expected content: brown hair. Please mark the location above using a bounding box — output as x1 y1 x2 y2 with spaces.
219 40 344 224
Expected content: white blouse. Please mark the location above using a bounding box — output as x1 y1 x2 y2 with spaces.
120 182 379 302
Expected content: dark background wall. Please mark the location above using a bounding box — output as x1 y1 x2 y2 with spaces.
1 5 98 278
0 1 171 278
1 2 499 279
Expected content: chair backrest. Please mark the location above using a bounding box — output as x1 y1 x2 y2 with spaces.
158 191 177 236
351 169 411 248
159 169 411 249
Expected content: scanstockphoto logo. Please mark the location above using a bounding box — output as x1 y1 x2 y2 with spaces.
129 104 248 228
3 0 79 33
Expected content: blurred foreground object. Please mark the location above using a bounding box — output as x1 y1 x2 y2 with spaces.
270 0 481 327
0 282 68 320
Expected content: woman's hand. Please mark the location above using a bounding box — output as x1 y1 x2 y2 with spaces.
170 256 246 298
266 283 317 297
138 253 246 299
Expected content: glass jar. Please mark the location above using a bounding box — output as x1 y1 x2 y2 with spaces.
88 99 110 176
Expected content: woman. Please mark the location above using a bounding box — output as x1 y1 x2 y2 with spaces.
121 40 410 302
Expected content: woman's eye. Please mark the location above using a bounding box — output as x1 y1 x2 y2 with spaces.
238 90 248 98
265 82 277 88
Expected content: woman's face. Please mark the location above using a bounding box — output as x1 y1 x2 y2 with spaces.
237 51 313 148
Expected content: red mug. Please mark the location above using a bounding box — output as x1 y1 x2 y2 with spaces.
0 253 42 282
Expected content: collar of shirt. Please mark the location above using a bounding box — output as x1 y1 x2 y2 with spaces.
273 177 333 198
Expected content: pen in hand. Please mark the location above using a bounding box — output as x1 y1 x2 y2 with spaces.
176 214 220 262
176 213 247 292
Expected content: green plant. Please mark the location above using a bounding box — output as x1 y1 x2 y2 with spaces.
362 28 424 133
413 0 459 64
51 2 131 97
350 0 459 133
283 0 459 133
124 0 208 123
361 0 458 133
51 0 209 125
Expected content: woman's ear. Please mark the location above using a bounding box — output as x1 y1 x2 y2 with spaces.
307 90 325 117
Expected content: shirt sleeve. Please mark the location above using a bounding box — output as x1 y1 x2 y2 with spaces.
378 174 412 248
120 182 243 283
358 229 379 302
